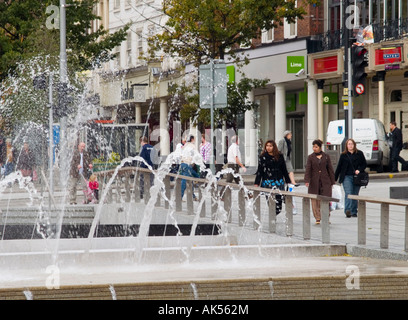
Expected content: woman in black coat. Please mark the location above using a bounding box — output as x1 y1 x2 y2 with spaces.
254 140 291 215
334 138 367 218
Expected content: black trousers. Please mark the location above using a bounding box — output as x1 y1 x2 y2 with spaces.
390 147 406 172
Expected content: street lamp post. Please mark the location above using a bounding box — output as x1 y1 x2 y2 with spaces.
59 0 69 187
342 0 353 147
48 75 54 210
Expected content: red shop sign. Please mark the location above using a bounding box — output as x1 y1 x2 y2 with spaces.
313 55 338 74
375 47 402 65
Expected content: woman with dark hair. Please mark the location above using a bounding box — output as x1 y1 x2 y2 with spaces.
254 140 290 215
304 139 335 224
334 138 367 218
16 141 36 179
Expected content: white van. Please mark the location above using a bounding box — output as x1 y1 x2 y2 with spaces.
326 119 390 172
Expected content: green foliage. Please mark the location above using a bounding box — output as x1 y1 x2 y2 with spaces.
0 56 85 132
0 0 128 131
150 0 318 64
0 0 128 80
168 75 268 126
148 0 316 127
93 152 121 164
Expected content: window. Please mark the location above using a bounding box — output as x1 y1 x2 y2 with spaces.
284 18 297 39
147 24 155 37
114 0 121 11
262 28 274 43
390 89 402 102
136 29 143 56
113 45 121 68
328 0 341 31
284 0 297 39
127 32 132 67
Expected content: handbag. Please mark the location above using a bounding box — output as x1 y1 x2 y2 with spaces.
353 171 369 187
347 153 369 187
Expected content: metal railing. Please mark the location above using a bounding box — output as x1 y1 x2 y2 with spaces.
348 194 408 252
308 18 408 54
95 167 339 244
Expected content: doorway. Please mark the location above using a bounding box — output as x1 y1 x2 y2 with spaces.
290 117 305 170
389 109 402 129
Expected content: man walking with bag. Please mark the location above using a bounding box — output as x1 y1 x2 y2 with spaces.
389 121 408 172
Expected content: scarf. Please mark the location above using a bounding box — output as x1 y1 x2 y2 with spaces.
285 137 292 158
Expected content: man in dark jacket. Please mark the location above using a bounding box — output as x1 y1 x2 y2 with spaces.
0 136 5 168
139 136 154 199
69 142 93 204
389 121 407 172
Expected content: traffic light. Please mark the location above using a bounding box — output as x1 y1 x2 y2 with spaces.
352 45 368 96
33 74 47 90
54 82 74 118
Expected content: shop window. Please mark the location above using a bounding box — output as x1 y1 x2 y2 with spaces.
390 90 402 102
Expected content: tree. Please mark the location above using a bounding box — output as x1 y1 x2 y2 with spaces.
170 76 268 127
149 0 319 126
150 0 319 64
0 0 129 80
0 0 129 131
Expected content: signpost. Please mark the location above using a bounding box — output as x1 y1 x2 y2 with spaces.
355 83 365 95
199 60 228 174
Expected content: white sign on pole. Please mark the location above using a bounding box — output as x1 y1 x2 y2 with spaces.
199 61 228 109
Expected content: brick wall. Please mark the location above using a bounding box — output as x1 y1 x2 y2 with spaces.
252 0 325 47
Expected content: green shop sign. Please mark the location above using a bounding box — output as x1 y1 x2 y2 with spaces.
298 92 338 105
287 56 305 73
286 93 296 112
226 65 235 83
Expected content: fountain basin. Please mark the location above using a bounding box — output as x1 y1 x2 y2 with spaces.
0 236 346 270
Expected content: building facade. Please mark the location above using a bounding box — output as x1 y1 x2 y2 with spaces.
91 0 408 171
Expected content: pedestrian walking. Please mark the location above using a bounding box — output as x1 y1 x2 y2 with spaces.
278 130 299 186
170 136 186 176
200 133 211 169
16 140 36 179
139 136 154 199
388 121 408 172
304 139 335 224
199 133 211 177
86 173 99 204
254 140 291 215
334 138 367 218
180 135 200 200
69 142 93 205
4 138 16 179
0 136 6 178
220 135 246 199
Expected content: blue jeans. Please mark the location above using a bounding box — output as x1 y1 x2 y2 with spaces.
342 175 361 215
180 163 199 199
4 162 14 176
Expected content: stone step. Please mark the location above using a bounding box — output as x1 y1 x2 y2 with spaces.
3 274 408 300
0 223 221 239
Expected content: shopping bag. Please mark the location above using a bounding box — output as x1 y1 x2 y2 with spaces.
331 184 344 210
287 183 297 215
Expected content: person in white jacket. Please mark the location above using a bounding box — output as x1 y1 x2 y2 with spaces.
179 135 200 200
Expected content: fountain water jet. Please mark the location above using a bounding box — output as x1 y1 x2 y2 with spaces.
0 56 346 298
